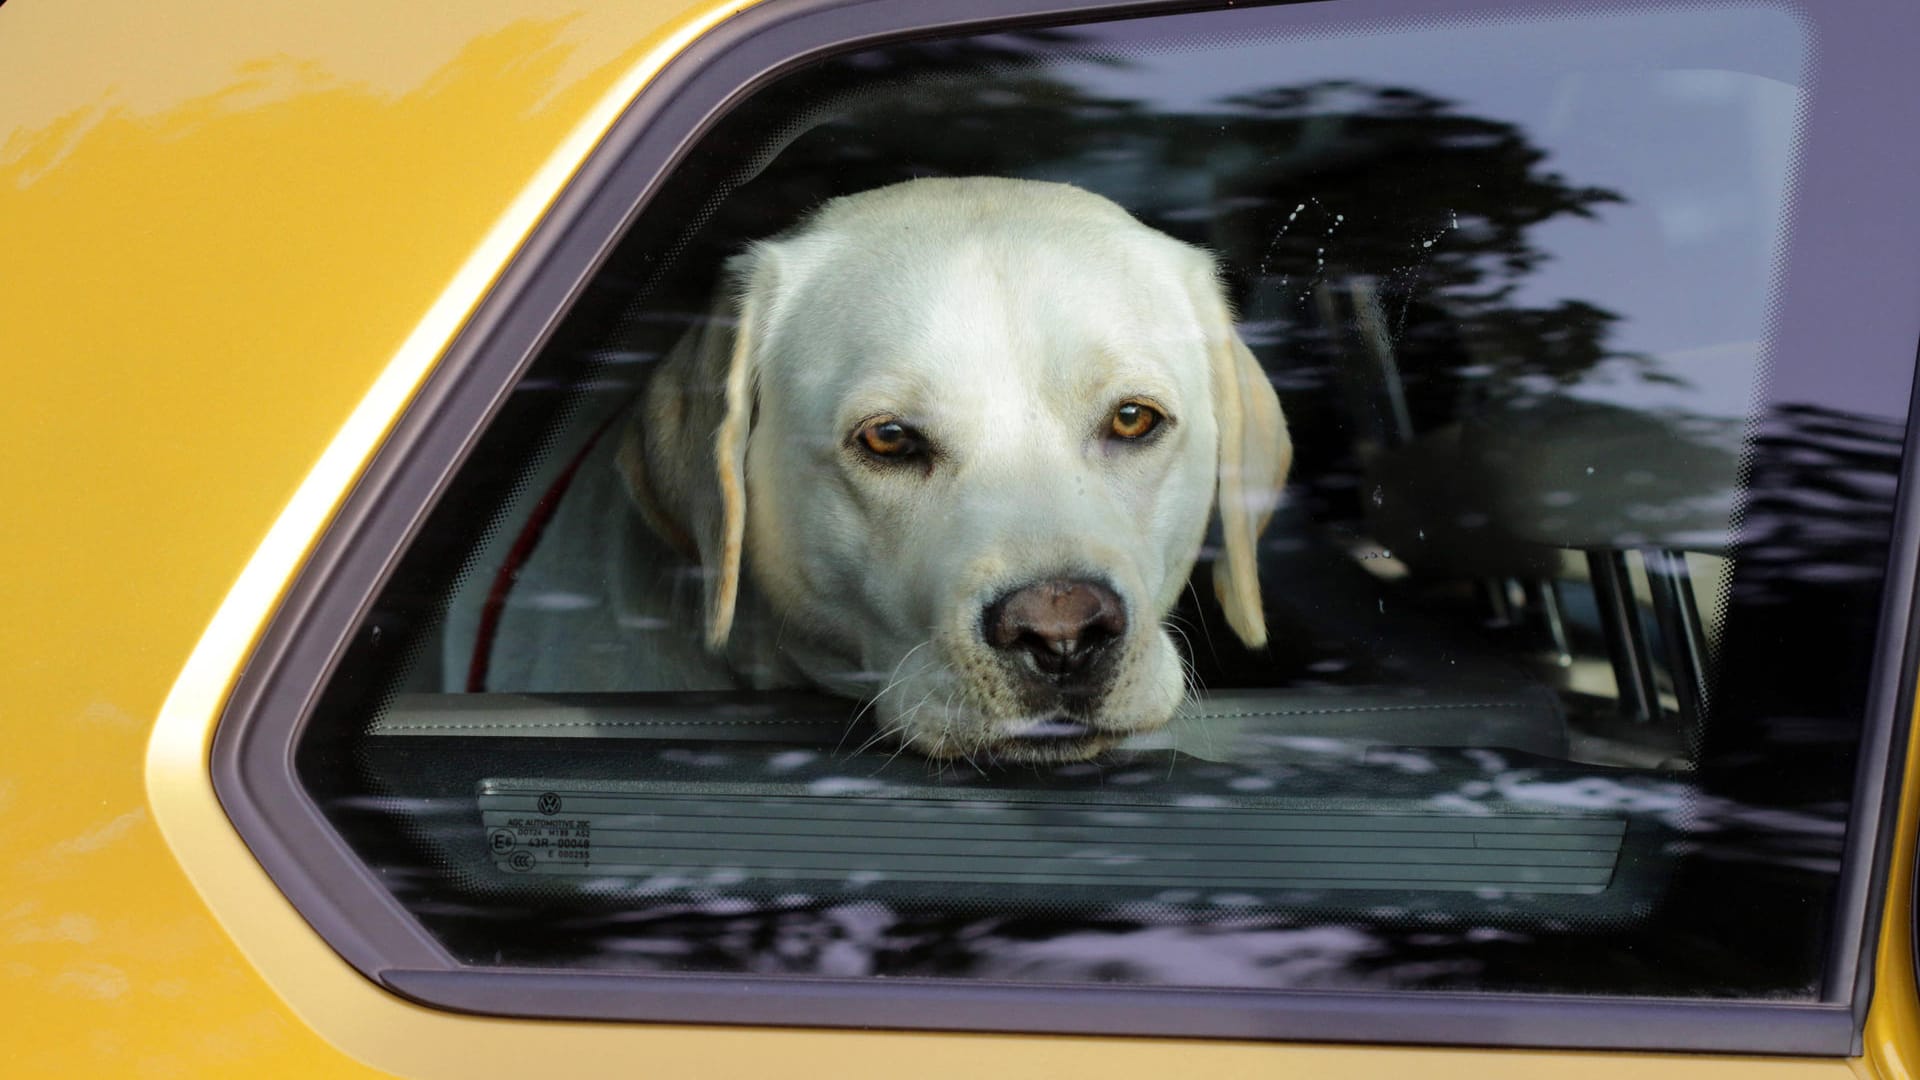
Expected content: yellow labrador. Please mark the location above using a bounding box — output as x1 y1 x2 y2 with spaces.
456 177 1288 763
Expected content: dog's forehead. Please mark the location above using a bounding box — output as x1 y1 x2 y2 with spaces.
767 212 1207 415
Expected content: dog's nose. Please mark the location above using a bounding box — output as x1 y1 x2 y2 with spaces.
982 579 1127 684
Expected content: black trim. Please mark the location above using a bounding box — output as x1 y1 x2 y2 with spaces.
1837 342 1920 1053
386 968 1855 1054
207 0 1920 1055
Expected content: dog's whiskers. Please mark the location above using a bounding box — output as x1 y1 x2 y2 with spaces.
846 722 903 760
876 731 919 771
1183 580 1226 668
837 638 933 756
1161 619 1212 772
939 681 988 775
858 682 941 773
846 689 930 759
931 679 959 777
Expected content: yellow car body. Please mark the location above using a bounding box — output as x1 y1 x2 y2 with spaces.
2 0 1916 1075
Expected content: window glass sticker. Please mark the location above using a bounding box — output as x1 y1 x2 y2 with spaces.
292 0 1910 1006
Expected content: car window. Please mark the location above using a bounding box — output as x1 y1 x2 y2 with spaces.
232 0 1920 1049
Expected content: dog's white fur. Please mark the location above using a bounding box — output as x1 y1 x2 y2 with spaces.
453 177 1289 762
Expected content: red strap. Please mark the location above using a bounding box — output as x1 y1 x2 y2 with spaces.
465 416 622 693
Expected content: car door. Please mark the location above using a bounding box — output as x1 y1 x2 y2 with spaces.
11 0 1920 1075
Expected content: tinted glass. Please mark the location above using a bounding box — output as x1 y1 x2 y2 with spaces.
293 0 1915 1004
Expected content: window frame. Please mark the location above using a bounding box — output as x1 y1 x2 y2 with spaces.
211 0 1920 1053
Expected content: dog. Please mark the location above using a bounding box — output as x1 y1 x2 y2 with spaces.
448 177 1290 763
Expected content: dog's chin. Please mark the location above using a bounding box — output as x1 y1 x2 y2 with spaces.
863 629 1185 765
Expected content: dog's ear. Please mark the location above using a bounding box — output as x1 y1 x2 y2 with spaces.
619 244 784 650
1189 257 1291 649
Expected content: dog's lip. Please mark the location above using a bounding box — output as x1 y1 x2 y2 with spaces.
999 715 1098 741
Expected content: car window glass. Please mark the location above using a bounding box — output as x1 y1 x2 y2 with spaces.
287 0 1913 1009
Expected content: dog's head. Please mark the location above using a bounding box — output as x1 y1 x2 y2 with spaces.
624 177 1289 762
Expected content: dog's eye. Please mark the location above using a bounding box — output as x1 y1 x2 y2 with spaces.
1109 401 1164 440
854 418 925 459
